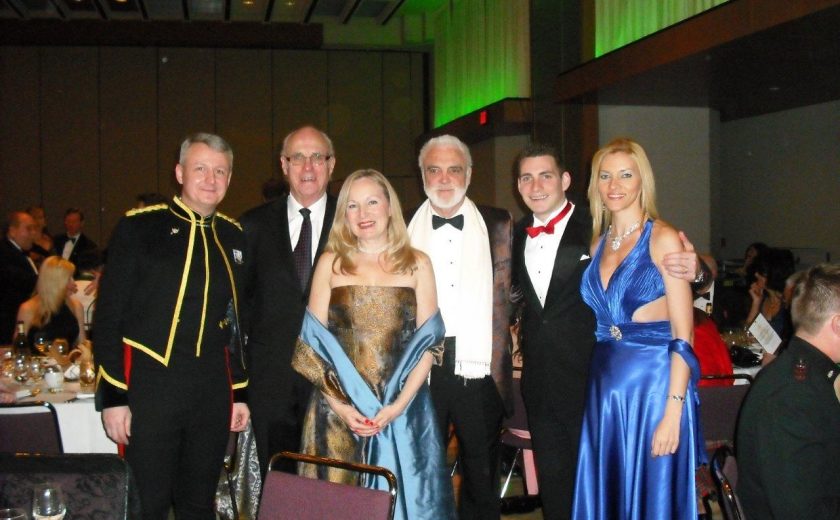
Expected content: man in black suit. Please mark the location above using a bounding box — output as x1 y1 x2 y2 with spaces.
407 134 513 520
54 208 100 275
240 126 337 475
737 264 840 520
1 211 38 342
512 144 706 519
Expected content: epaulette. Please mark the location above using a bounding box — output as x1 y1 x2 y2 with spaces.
125 203 168 217
216 211 243 231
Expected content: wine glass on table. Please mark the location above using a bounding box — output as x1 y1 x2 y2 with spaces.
31 483 66 519
33 332 49 356
0 508 27 520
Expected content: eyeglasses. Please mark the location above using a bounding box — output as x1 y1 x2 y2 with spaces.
284 153 332 166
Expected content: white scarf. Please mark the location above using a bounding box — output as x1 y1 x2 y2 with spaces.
408 198 493 378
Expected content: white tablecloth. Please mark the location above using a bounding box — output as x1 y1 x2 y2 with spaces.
14 380 118 454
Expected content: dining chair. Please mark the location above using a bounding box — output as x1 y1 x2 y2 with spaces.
499 372 536 497
698 374 753 458
0 402 63 454
258 451 397 520
0 453 141 519
711 445 746 520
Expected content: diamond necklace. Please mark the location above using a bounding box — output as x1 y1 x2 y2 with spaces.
607 220 641 251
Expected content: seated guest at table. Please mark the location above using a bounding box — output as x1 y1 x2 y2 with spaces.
735 242 768 284
292 169 455 520
96 133 249 520
16 256 85 349
1 211 38 343
737 263 840 520
26 205 55 268
745 247 795 341
693 308 734 386
691 255 734 386
54 208 101 277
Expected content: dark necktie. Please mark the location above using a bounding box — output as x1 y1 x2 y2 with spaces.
294 208 312 290
432 214 464 230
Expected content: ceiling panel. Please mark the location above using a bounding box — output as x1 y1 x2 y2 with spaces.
142 0 184 20
229 0 268 22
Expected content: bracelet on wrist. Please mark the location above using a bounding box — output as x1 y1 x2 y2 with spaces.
668 394 686 402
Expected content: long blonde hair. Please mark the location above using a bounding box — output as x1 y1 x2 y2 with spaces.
32 256 75 328
588 137 659 238
327 169 418 275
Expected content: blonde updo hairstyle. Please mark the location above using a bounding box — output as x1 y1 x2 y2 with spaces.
327 169 418 275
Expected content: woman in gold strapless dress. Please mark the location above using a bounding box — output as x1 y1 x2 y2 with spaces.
292 169 456 520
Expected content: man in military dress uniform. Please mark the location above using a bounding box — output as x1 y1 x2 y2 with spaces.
737 263 840 520
95 133 249 519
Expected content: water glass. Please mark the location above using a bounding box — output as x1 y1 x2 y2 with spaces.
13 355 30 384
28 358 44 383
31 484 65 519
43 366 64 394
0 508 28 520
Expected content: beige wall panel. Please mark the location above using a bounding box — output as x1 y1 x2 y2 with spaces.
99 47 158 242
40 47 102 243
272 49 328 167
328 51 383 181
382 53 414 180
0 47 41 220
157 48 216 196
215 49 273 218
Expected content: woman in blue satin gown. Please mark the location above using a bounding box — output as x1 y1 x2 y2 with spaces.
573 138 705 519
291 169 456 520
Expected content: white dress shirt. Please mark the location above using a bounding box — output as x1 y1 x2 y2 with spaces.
287 193 328 264
524 202 575 307
61 234 80 260
428 208 465 338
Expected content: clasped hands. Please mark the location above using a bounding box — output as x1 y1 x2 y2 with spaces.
331 400 403 437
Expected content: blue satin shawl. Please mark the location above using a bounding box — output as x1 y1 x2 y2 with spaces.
298 309 455 520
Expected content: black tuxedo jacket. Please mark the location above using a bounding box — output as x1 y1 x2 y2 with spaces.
0 238 38 342
240 195 337 418
54 233 100 272
513 205 596 410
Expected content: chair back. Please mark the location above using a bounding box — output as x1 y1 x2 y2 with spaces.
500 373 531 448
0 402 63 454
0 453 141 519
711 445 746 520
698 374 752 456
258 451 397 520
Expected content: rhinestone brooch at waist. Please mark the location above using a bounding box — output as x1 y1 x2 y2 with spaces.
609 325 623 340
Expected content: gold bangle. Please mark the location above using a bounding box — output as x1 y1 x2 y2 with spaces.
668 394 686 402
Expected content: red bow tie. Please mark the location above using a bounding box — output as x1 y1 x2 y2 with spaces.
525 201 572 238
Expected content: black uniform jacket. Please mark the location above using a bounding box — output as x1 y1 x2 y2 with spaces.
94 197 248 409
737 336 840 520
